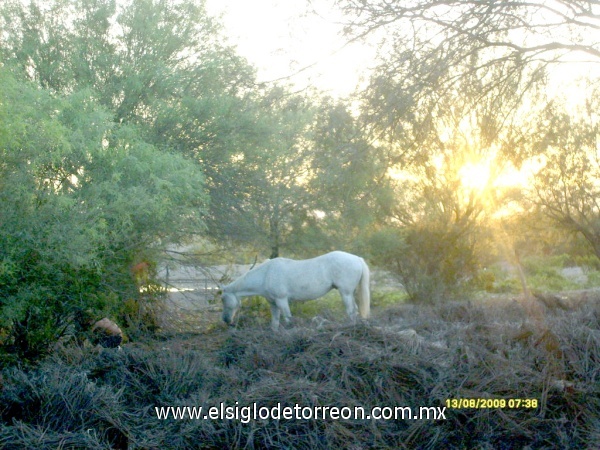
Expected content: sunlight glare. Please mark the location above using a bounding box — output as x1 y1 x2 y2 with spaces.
495 155 546 189
459 159 492 193
459 153 545 193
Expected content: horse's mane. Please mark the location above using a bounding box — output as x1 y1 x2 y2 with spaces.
225 258 273 291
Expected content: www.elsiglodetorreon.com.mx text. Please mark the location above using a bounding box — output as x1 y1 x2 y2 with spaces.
155 402 447 423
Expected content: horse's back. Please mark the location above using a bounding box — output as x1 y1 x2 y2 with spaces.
321 250 363 265
274 251 361 272
260 251 361 300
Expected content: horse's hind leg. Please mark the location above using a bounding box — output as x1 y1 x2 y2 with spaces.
340 291 358 323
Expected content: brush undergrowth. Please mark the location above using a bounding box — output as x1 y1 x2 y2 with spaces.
1 299 599 449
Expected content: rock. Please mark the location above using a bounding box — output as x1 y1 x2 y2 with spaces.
91 318 123 348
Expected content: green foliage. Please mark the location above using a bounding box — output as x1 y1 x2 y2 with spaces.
482 256 600 294
289 290 346 319
369 290 408 309
205 89 319 257
235 296 272 328
574 254 600 272
119 288 163 340
585 270 600 288
308 99 391 247
368 226 480 303
521 256 580 292
0 64 207 363
1 0 393 263
483 265 521 294
472 269 496 292
0 0 250 362
338 0 600 302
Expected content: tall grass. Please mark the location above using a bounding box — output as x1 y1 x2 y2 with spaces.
1 298 599 449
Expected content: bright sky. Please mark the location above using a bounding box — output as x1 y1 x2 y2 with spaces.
204 0 374 98
205 1 599 103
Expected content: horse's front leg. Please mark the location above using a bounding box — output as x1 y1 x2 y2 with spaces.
275 298 292 326
269 303 281 331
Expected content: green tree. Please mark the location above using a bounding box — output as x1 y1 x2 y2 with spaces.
201 93 392 258
0 67 207 362
202 87 318 258
369 145 490 303
1 0 257 161
309 99 391 249
359 66 519 301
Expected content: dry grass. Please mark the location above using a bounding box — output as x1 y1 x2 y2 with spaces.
1 297 599 449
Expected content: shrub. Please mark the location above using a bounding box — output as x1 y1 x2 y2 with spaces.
368 226 479 303
522 256 580 292
0 68 207 364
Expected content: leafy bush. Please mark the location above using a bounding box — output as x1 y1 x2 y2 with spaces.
0 67 206 364
585 270 600 288
490 275 521 294
368 226 480 303
522 256 580 292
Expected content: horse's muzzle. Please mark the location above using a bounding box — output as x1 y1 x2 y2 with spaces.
222 312 235 326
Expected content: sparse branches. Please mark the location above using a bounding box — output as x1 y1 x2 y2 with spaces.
339 0 600 162
529 98 600 259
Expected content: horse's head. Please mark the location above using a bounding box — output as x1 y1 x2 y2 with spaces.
221 290 241 326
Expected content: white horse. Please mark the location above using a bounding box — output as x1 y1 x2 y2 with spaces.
220 251 370 330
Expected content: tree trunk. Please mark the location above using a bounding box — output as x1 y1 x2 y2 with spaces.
269 216 280 259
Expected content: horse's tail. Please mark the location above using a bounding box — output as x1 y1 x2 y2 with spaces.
356 258 370 319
